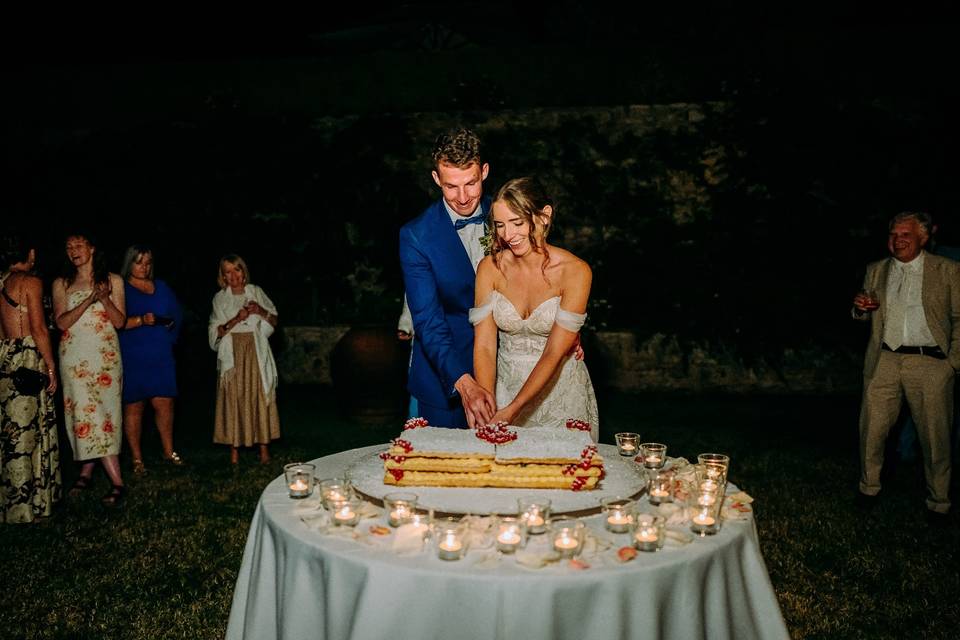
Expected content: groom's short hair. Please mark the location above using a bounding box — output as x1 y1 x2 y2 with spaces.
432 127 482 169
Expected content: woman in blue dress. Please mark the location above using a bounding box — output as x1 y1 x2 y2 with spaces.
118 246 183 475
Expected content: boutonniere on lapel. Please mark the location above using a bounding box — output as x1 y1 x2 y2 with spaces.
479 222 493 256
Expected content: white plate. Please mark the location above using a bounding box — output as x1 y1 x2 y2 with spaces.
348 443 646 515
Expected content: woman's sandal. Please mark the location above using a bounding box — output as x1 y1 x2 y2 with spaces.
68 475 94 497
163 452 184 466
101 485 126 508
132 459 147 475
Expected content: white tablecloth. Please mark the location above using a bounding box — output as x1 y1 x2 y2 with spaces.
226 445 790 640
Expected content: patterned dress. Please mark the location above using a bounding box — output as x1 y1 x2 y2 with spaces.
0 275 62 523
59 290 123 460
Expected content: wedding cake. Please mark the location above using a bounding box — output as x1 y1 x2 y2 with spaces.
380 420 603 490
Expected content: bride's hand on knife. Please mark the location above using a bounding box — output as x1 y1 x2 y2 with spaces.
490 406 517 426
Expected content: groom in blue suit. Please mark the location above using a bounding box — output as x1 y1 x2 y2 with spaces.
399 128 497 428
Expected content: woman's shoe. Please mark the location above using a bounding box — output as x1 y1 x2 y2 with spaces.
163 452 184 466
132 459 147 475
68 475 94 497
101 485 126 508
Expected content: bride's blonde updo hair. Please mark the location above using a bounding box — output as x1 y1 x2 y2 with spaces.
492 177 554 275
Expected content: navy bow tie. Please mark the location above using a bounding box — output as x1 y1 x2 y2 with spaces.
454 214 486 231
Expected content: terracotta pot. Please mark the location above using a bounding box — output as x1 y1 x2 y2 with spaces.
330 325 409 424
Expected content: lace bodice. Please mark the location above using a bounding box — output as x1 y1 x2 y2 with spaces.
469 290 598 439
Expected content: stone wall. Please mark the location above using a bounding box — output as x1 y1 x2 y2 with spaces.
280 326 862 394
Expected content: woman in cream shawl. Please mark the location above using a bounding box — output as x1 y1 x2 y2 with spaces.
208 254 279 465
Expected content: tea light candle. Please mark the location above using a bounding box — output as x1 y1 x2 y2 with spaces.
388 504 412 528
634 529 659 552
285 463 316 499
327 490 346 502
606 511 632 534
648 487 671 505
437 533 464 561
643 455 662 468
288 477 311 498
333 504 360 527
690 512 718 536
521 512 547 534
615 432 641 457
496 530 522 553
553 533 580 557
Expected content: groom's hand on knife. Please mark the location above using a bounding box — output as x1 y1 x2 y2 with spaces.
455 374 496 429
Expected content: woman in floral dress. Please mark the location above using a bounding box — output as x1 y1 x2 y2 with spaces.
52 233 126 506
0 236 61 523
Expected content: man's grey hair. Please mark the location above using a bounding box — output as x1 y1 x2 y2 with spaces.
889 211 933 237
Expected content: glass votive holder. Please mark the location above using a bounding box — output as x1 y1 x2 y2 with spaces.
383 492 418 527
284 462 315 499
330 497 362 527
435 517 467 561
550 519 585 558
495 517 527 554
640 443 668 469
698 453 730 473
690 483 723 536
647 470 674 506
601 496 636 534
518 497 551 535
633 513 665 552
615 432 640 457
319 477 353 509
698 453 730 486
694 463 727 494
401 510 433 541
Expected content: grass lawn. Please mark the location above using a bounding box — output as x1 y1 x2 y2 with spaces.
3 385 958 639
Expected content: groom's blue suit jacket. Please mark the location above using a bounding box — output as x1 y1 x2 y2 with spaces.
399 196 491 427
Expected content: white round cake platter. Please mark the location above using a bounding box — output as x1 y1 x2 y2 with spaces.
348 443 647 516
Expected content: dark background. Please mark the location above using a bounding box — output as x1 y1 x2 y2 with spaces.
3 3 959 377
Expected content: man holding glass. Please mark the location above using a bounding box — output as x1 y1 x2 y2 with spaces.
852 211 960 525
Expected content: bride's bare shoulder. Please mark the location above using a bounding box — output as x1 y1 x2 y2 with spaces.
548 247 591 279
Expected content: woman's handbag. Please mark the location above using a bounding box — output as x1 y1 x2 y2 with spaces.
9 367 49 395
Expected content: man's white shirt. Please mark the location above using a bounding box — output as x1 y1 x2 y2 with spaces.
444 201 486 273
883 251 936 349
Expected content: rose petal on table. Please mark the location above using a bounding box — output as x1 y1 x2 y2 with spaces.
727 491 753 504
369 525 391 536
617 546 638 563
568 558 590 570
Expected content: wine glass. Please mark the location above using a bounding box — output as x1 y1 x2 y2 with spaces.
859 288 880 312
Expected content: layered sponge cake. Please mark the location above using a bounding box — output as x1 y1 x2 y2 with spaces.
381 423 604 491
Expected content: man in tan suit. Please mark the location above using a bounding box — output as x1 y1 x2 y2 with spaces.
853 211 960 525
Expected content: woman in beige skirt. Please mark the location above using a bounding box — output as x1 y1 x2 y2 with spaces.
208 254 279 464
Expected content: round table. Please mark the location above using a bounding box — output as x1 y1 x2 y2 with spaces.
226 445 789 640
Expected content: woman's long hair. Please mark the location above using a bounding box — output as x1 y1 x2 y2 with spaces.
120 245 154 280
491 176 554 280
62 232 109 287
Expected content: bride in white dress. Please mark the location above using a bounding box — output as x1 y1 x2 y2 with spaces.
469 177 599 441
